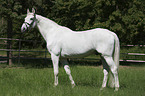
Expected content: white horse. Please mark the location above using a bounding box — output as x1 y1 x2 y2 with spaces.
21 8 120 91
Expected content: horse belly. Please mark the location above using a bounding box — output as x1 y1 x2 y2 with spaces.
61 49 95 58
60 41 93 57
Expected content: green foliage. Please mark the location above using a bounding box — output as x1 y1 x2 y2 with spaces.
49 0 145 45
0 0 144 48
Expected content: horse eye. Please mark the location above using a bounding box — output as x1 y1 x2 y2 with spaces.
30 18 33 20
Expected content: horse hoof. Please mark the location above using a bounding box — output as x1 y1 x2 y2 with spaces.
53 85 57 87
71 83 76 88
54 83 58 87
114 87 119 91
100 87 105 91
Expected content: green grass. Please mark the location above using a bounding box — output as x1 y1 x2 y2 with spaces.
0 65 145 96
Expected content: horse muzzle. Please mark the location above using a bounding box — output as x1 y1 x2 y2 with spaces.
21 23 29 32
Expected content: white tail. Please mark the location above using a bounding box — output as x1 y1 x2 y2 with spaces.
113 33 120 70
108 33 120 88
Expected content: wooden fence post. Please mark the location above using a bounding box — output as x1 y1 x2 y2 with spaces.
18 39 21 64
7 39 12 65
7 17 13 65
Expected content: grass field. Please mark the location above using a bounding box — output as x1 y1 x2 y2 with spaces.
0 64 145 96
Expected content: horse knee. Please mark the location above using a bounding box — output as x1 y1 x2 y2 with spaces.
64 65 71 75
111 66 118 75
54 70 59 76
103 69 108 76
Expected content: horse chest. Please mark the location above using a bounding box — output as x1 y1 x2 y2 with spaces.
47 41 61 56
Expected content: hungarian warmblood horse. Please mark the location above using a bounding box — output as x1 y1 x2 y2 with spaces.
21 8 120 91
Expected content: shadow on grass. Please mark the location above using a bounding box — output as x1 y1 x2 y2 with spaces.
1 55 144 69
120 61 145 67
0 56 102 68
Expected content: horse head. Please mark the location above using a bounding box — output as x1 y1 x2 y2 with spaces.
21 8 37 32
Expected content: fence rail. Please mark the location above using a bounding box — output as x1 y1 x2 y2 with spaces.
121 53 145 56
0 38 145 64
0 49 46 52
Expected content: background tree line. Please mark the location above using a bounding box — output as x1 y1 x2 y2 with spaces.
0 0 144 48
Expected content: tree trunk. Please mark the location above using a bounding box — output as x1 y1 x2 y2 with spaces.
7 17 13 65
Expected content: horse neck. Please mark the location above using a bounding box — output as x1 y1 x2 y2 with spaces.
36 15 59 41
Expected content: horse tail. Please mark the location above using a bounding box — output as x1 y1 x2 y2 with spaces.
108 32 120 88
113 33 120 70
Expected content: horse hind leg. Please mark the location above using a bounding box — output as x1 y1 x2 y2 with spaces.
60 59 75 88
103 55 119 91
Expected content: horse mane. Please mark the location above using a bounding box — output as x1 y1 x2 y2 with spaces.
36 14 59 26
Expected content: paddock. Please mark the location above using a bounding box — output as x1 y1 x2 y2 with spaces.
0 64 144 96
0 38 145 95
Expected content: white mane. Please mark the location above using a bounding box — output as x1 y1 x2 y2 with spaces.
36 15 59 26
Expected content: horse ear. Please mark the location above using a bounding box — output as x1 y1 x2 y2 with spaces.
32 8 35 14
27 9 30 14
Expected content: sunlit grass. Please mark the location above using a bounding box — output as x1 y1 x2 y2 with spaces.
0 65 144 96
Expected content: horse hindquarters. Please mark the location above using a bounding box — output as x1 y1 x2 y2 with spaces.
108 33 120 91
99 32 120 91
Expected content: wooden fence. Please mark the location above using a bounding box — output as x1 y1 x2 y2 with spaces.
0 38 145 65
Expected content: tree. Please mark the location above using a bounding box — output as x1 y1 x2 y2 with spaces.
0 0 22 65
0 0 144 59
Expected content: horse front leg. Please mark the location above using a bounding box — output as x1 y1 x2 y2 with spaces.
100 56 109 90
61 59 76 88
51 53 59 86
